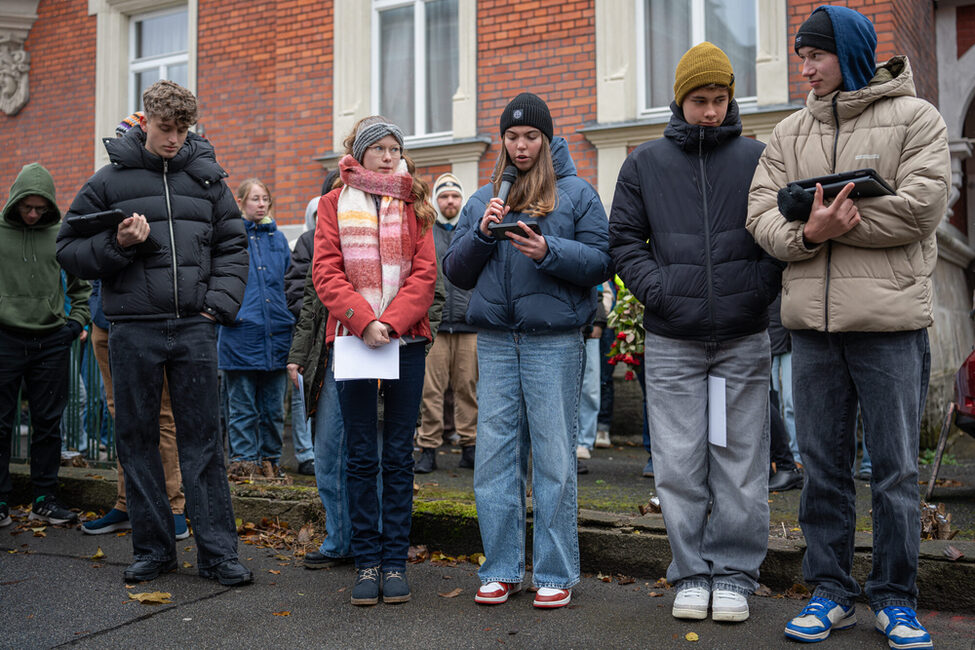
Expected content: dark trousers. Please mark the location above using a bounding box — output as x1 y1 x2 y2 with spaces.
0 328 71 501
337 342 425 570
109 317 238 568
597 326 615 428
769 388 796 472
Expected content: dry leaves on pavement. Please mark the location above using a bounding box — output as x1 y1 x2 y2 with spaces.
129 591 173 604
438 588 463 598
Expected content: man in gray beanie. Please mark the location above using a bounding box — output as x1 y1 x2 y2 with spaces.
415 173 477 473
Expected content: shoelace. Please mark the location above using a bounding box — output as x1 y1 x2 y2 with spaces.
383 570 404 581
356 567 380 583
883 607 922 630
799 596 836 617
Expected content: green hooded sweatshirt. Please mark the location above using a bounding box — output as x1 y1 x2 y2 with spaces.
0 163 90 333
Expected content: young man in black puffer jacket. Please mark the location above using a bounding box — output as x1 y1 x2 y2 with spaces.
609 43 782 625
57 81 251 587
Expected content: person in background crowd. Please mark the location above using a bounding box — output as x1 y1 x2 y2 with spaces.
747 7 949 647
312 116 437 606
575 291 608 473
595 281 616 449
769 292 801 467
220 179 294 481
0 162 90 528
768 294 803 492
415 173 478 474
444 92 613 609
610 43 781 624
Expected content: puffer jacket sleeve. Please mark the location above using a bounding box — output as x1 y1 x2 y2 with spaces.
204 184 249 324
746 123 824 263
57 178 138 280
832 101 949 248
536 187 613 289
285 230 314 318
288 265 322 367
442 191 497 291
608 155 665 310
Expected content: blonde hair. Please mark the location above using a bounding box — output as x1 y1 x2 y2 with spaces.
342 115 435 233
491 136 557 218
235 178 273 219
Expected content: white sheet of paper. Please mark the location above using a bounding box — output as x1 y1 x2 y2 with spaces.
295 374 307 420
708 374 727 448
332 335 400 381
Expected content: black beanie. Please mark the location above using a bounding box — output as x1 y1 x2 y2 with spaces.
499 92 553 141
795 8 836 54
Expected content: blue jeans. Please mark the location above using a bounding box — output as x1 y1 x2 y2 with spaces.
577 337 600 449
109 317 238 568
771 351 800 464
644 331 770 595
313 353 350 559
792 329 929 611
474 330 584 589
337 342 425 570
225 370 287 463
290 382 314 464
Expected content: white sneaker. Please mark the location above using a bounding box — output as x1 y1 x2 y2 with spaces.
594 429 612 448
672 586 709 620
711 589 749 622
576 445 591 459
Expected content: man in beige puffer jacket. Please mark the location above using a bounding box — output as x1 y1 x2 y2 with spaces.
746 6 948 649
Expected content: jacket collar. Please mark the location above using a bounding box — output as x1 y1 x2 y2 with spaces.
103 128 228 185
806 56 915 124
664 99 742 152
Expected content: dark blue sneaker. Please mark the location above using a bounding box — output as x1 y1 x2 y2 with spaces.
785 596 856 642
350 567 381 606
874 606 932 649
173 513 190 540
82 508 131 535
382 569 411 603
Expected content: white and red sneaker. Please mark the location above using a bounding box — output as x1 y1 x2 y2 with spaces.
474 581 522 605
533 587 571 609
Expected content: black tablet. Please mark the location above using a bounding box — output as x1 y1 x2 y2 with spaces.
65 209 127 235
794 168 895 199
488 220 541 240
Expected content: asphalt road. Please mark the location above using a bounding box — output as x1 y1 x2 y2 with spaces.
2 520 974 649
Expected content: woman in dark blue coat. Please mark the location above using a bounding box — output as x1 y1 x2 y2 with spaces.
443 93 613 609
218 179 295 477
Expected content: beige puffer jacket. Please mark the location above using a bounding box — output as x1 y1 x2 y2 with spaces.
746 57 949 332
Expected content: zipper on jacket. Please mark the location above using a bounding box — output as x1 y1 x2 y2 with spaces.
823 94 841 332
163 160 180 317
698 128 717 336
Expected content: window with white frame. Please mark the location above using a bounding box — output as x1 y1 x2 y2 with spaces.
372 0 459 139
637 0 757 117
129 7 189 113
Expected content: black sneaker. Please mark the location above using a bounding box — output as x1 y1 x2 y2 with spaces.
458 445 475 469
351 566 381 606
303 550 353 570
768 467 803 492
297 459 315 476
199 559 253 586
29 496 78 525
414 448 437 474
0 502 10 527
577 459 589 475
123 558 178 582
382 569 411 603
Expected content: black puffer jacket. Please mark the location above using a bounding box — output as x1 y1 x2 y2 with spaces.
433 221 475 334
285 228 314 318
56 128 248 325
609 101 782 341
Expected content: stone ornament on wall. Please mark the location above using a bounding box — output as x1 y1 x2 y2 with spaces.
0 35 29 116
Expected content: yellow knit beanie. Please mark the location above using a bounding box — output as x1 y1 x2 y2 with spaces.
673 42 735 106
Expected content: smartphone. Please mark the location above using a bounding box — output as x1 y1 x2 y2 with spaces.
488 220 541 240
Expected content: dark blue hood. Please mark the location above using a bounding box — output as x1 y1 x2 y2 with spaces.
815 5 877 92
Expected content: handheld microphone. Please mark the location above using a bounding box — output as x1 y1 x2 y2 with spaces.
496 165 518 205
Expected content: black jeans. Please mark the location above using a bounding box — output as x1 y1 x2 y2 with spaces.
109 317 238 568
769 388 796 472
0 327 72 501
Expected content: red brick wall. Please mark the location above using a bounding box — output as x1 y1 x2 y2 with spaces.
476 0 598 192
958 4 975 59
786 1 937 105
197 0 333 227
0 0 94 211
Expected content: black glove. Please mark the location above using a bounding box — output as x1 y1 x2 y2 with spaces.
777 183 814 222
63 320 83 342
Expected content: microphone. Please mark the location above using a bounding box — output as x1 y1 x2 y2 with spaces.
496 165 518 205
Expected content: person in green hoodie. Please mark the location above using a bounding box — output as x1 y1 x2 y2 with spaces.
0 162 90 529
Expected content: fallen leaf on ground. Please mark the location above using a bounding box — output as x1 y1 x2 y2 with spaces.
91 547 105 560
597 573 611 583
944 545 964 561
182 562 192 569
753 584 772 597
115 530 130 537
785 583 810 599
269 570 281 575
685 632 699 641
616 574 635 585
407 545 429 564
129 591 173 604
438 588 463 598
272 611 290 616
647 591 664 597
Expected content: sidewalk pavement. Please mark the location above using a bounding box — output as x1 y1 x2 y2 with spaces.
2 523 974 649
6 437 975 615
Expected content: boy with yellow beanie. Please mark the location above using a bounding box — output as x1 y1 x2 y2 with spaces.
608 42 781 624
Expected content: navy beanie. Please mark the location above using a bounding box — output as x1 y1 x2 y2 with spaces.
797 6 877 92
499 92 553 141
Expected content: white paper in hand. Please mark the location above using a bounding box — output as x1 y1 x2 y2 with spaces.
707 374 727 447
333 335 400 381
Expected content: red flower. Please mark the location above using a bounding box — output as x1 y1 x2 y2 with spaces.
624 370 635 381
616 331 627 340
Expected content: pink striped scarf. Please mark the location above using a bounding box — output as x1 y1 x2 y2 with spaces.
336 154 414 319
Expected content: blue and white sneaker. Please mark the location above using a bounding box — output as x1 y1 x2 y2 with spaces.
784 596 857 642
82 508 130 534
173 513 190 540
874 606 933 649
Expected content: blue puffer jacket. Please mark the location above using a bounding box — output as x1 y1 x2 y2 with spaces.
442 137 613 332
609 100 782 341
218 218 295 370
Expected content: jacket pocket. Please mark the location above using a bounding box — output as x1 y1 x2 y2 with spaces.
884 248 913 290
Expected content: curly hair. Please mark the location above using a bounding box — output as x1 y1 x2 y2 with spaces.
142 80 198 127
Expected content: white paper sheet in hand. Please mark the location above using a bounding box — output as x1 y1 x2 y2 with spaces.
707 374 727 447
332 335 400 381
295 374 307 420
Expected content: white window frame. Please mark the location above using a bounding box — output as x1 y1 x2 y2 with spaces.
128 6 189 114
370 0 455 142
635 0 759 119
